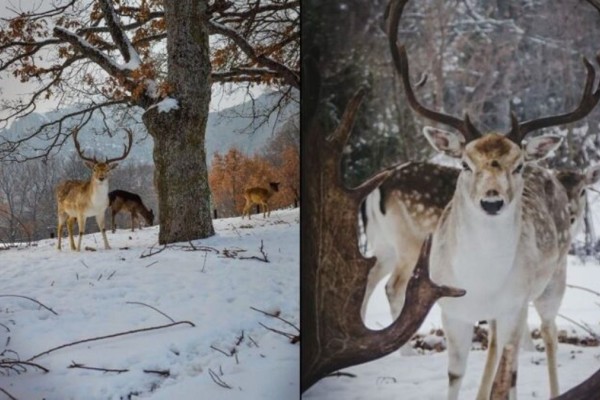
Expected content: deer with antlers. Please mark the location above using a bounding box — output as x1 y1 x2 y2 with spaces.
55 129 133 251
360 162 600 354
360 163 600 319
241 182 280 219
384 0 600 398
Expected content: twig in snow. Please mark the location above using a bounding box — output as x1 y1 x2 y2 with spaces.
0 322 10 333
258 322 300 343
84 246 97 252
567 284 600 298
248 335 259 348
0 387 17 400
250 306 300 332
558 313 600 339
125 301 175 323
80 260 90 268
208 368 232 389
236 331 245 346
97 274 103 281
144 260 159 268
68 361 127 374
68 362 170 377
27 320 196 362
107 270 116 280
210 345 233 357
144 369 170 377
0 295 58 316
239 240 269 262
140 243 168 258
0 360 49 373
201 252 208 273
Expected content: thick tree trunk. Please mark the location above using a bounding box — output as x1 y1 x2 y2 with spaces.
143 0 214 244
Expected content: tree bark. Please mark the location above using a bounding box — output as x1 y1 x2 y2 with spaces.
142 0 214 244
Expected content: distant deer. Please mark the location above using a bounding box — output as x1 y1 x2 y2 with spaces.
56 128 133 251
242 182 280 219
108 190 154 233
385 1 600 397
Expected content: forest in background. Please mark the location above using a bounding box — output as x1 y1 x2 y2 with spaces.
305 0 600 186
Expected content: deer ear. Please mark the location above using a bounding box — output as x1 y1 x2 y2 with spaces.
84 161 95 170
423 126 465 158
523 135 562 161
585 164 600 185
109 163 119 170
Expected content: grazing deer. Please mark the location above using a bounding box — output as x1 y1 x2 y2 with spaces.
361 163 600 321
386 1 600 398
241 182 280 219
108 190 154 233
56 129 133 251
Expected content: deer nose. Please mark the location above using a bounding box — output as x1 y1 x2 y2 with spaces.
480 199 504 215
486 189 499 197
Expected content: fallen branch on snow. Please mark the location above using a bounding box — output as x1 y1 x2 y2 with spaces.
27 320 196 362
68 361 170 377
0 295 58 316
208 368 232 389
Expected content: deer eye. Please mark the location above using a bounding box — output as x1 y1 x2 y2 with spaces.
513 164 523 174
461 161 471 172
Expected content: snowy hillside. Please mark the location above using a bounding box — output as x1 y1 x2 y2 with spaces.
0 209 299 399
1 91 298 164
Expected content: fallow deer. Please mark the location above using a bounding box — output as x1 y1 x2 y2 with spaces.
385 0 600 398
108 190 154 233
241 182 280 219
56 128 133 251
360 162 600 353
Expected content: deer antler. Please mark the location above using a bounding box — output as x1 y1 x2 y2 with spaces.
72 127 99 163
104 128 133 164
506 55 600 143
301 83 465 390
386 0 482 142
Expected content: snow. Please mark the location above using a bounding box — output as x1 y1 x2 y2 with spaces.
0 208 299 399
156 97 180 114
305 246 600 398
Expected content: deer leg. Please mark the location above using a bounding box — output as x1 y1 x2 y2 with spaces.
243 201 252 220
131 211 135 232
57 213 66 250
386 258 417 356
534 271 565 398
264 202 270 218
442 315 473 400
111 211 116 233
96 213 111 250
491 306 528 400
76 214 85 251
520 310 536 352
476 320 498 400
360 260 390 323
67 217 76 250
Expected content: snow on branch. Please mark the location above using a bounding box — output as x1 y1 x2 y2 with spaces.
98 0 141 69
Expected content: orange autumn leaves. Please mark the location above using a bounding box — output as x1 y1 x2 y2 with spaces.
209 146 299 218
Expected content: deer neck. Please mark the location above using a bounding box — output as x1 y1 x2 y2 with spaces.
446 189 523 292
90 177 110 207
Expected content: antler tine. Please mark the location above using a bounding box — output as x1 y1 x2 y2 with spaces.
72 128 99 164
105 128 134 164
387 0 482 142
508 55 600 143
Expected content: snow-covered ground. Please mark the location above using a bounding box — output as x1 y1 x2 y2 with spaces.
304 255 600 399
0 208 299 400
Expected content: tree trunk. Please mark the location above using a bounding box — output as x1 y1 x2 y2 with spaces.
142 0 214 244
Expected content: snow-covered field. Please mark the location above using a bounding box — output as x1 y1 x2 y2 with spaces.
0 208 299 400
304 255 600 399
